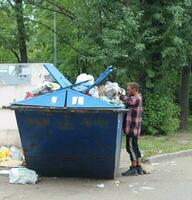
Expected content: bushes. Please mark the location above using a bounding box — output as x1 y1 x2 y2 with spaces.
142 94 180 135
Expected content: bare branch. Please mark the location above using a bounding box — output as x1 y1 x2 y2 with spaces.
25 0 76 20
45 0 76 19
10 48 21 62
0 34 20 62
7 0 14 8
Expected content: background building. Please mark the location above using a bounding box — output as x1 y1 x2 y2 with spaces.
0 63 49 147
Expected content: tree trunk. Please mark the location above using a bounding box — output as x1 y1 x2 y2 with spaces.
15 0 28 63
179 66 191 129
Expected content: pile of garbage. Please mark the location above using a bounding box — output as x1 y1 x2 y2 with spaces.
0 168 38 185
24 81 60 99
0 146 24 162
74 73 94 92
74 73 125 105
23 72 126 106
95 81 125 105
0 147 38 185
9 168 38 184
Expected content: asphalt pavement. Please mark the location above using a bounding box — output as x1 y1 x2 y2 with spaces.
0 154 192 200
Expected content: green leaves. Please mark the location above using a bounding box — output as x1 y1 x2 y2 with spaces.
168 5 186 27
1 0 191 133
143 94 180 135
184 0 192 6
135 43 145 52
146 69 155 78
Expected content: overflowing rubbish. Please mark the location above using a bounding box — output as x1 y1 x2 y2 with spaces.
24 81 61 99
23 69 126 106
0 147 12 162
9 168 38 184
77 79 126 105
89 87 100 98
74 73 94 92
105 82 123 98
10 146 24 161
0 146 24 162
22 64 126 106
98 82 125 105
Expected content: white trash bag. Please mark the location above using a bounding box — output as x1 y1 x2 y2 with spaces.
9 168 38 184
89 87 99 98
74 73 95 92
10 146 24 161
104 81 120 99
75 73 94 86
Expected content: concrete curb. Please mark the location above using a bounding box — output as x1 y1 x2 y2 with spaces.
149 149 192 163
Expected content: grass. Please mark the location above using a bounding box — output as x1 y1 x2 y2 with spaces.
122 117 192 159
122 133 192 159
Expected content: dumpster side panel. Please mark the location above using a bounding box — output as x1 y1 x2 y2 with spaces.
15 109 122 179
114 112 124 178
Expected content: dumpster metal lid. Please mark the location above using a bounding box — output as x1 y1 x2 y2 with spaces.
7 64 125 109
10 88 124 108
43 63 72 88
12 89 67 108
85 65 115 92
66 89 123 108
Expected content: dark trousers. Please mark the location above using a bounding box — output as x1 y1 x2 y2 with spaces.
126 135 141 162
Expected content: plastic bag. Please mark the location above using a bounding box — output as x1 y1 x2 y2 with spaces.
9 168 38 184
10 146 24 161
0 147 12 161
25 81 61 99
97 82 125 105
104 81 120 99
89 87 99 98
75 73 94 86
33 81 60 95
98 85 106 96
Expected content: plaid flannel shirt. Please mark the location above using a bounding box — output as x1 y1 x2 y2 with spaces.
120 94 142 137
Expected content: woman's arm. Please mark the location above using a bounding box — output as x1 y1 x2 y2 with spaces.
120 95 139 107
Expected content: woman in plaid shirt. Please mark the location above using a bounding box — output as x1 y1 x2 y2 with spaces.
120 82 146 176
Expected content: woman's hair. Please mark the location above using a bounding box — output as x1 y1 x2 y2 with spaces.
127 82 139 92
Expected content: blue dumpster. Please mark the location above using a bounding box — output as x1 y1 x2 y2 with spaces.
10 64 126 179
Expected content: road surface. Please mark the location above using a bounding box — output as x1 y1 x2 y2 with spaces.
0 155 192 200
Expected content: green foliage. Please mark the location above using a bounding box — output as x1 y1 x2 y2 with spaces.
142 94 180 135
122 132 192 158
0 0 192 134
